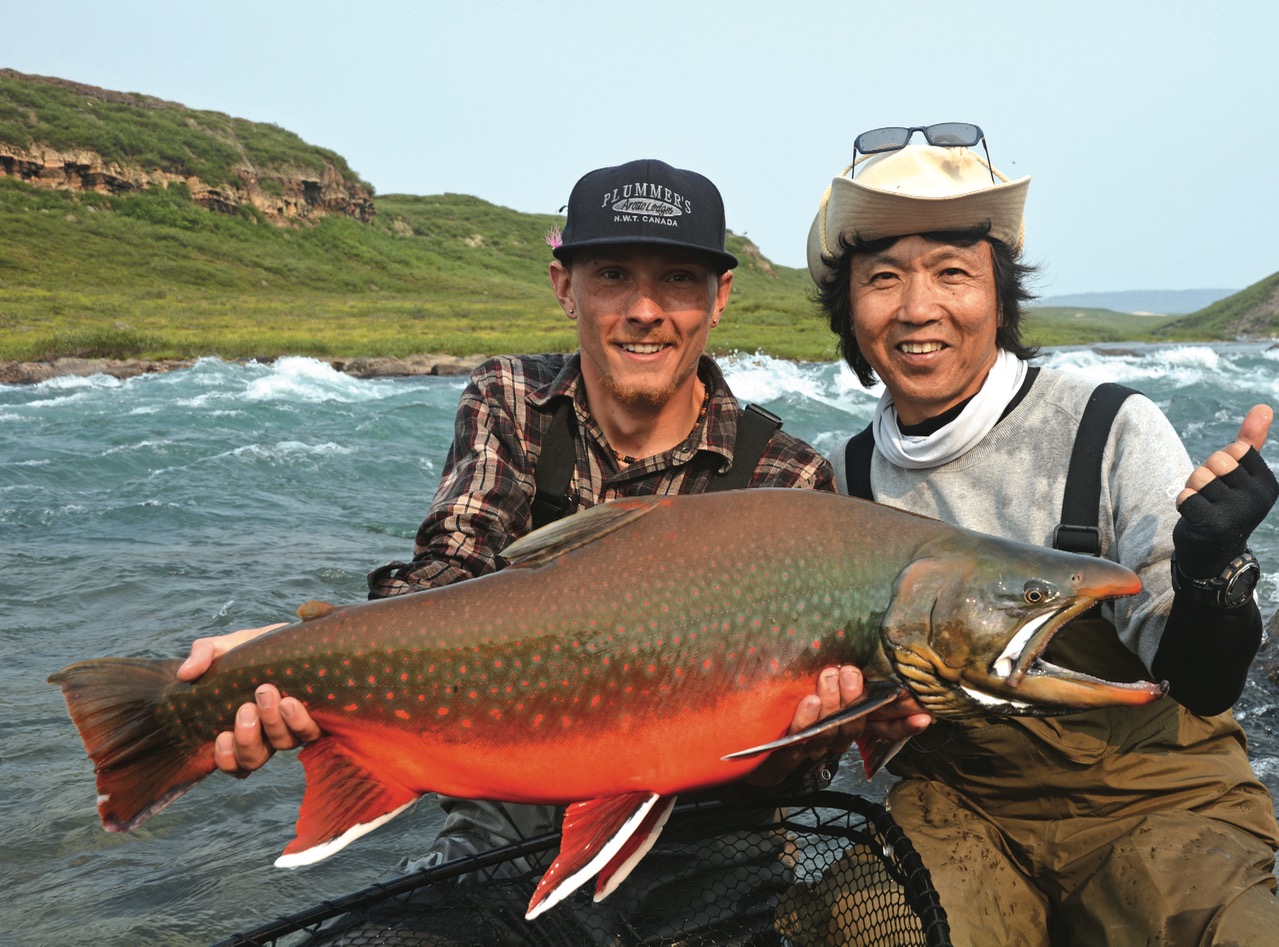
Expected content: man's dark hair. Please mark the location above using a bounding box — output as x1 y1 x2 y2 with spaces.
816 228 1039 387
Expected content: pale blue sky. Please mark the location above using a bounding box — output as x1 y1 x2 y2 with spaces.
3 0 1276 296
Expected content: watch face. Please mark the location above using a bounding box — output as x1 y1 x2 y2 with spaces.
1224 558 1261 608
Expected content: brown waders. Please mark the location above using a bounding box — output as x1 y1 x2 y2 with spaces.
886 620 1279 947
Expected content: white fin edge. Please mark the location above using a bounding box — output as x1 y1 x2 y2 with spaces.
273 800 416 868
524 793 661 921
593 796 676 902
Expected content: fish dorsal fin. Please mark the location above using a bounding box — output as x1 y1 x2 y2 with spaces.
525 790 667 920
502 496 666 569
296 600 339 621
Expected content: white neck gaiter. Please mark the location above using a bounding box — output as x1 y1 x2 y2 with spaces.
872 349 1028 470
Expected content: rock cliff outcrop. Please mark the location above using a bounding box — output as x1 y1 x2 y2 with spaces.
0 70 374 225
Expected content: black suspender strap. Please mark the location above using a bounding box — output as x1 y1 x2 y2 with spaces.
844 423 877 501
530 401 784 528
1052 382 1138 556
530 398 578 530
705 404 782 493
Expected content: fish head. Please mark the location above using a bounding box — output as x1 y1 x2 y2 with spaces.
880 534 1167 718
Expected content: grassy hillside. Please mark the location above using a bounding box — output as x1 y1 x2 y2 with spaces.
1022 306 1182 345
1 70 1275 364
4 174 1275 364
0 178 847 362
1150 271 1279 341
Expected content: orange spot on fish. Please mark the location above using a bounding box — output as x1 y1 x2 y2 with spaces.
395 709 410 720
437 707 449 716
343 704 358 712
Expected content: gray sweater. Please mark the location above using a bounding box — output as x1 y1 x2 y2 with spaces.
831 367 1191 672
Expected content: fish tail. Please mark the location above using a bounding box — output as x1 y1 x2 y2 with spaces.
48 657 215 832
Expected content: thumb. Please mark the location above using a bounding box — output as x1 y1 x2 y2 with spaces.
1232 404 1273 458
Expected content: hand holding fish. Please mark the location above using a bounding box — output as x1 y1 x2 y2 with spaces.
179 624 321 776
1173 404 1277 580
743 665 864 788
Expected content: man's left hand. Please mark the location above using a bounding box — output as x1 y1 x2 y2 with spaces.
1174 404 1277 578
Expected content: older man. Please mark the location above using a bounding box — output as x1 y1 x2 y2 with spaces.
179 159 872 864
809 125 1279 946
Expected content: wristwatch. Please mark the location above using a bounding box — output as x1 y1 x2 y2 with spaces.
1170 549 1261 609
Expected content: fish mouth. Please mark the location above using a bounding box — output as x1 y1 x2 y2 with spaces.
959 598 1167 712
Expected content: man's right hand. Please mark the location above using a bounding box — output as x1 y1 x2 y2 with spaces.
177 625 323 777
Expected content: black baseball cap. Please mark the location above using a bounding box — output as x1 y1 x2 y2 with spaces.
552 158 738 272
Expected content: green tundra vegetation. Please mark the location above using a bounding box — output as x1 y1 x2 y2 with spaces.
1 70 1275 364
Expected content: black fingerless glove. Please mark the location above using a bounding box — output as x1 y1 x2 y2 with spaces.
1172 448 1278 578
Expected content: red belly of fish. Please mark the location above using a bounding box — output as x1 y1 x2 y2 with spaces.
307 668 815 804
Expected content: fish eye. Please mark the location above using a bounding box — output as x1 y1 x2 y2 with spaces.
1023 579 1055 605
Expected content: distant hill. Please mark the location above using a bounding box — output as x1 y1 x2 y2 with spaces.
1150 272 1279 341
1038 288 1238 315
1 68 1275 363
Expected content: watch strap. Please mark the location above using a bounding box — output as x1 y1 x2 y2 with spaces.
1171 549 1260 609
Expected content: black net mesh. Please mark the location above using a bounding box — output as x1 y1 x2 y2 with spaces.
215 791 950 947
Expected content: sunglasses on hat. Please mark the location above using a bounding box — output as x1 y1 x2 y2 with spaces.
853 123 996 184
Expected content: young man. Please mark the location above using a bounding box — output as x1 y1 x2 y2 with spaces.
809 127 1279 945
179 158 871 856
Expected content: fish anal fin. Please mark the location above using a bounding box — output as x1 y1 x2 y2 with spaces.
525 791 662 920
721 679 903 761
501 497 666 568
594 795 676 902
275 738 420 868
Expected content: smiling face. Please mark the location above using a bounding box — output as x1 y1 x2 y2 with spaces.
849 235 1000 425
550 246 732 413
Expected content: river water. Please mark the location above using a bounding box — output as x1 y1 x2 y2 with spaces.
4 344 1278 945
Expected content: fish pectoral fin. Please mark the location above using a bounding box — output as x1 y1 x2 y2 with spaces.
274 738 420 868
721 679 903 761
501 497 664 568
525 791 668 920
855 734 910 779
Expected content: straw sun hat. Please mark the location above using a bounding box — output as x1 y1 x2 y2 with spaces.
806 144 1030 284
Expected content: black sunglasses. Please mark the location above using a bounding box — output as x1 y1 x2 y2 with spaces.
853 123 996 183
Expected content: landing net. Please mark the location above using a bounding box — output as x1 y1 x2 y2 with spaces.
215 790 950 947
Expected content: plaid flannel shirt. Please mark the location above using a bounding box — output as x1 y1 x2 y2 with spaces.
368 353 833 597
